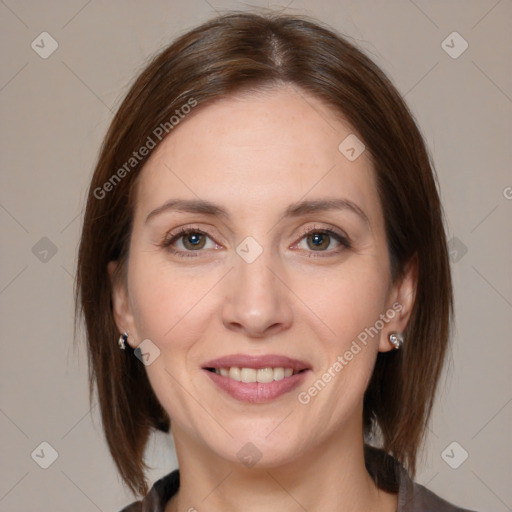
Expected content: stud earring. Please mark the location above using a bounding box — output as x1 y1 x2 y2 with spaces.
388 332 404 350
118 332 129 350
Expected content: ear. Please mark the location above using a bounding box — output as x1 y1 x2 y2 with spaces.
108 260 138 349
378 255 418 353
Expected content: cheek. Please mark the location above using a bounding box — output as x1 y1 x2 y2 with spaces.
126 258 216 418
293 260 390 347
127 255 217 343
298 273 385 407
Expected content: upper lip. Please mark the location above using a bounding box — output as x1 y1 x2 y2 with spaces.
202 354 311 371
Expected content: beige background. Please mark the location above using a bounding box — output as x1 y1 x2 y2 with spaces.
1 1 511 511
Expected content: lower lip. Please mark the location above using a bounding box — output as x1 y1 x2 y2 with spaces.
203 369 310 403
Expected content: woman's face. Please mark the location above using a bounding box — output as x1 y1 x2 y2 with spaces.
111 86 415 467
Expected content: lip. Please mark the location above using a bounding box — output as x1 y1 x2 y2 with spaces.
202 353 311 372
201 353 311 404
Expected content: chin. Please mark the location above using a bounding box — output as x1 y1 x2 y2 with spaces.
206 425 307 469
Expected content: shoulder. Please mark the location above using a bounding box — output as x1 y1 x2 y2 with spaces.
398 469 478 512
117 469 180 512
118 503 142 512
364 445 477 512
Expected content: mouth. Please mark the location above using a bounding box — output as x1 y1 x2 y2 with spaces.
201 354 311 403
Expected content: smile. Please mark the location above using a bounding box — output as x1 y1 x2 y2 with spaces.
201 354 311 403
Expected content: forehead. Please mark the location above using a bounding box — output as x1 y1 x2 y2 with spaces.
134 86 380 223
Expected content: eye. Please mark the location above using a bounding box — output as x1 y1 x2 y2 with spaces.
162 227 220 257
293 226 350 255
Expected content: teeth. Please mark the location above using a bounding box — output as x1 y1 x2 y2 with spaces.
214 367 299 382
229 367 241 381
274 367 285 381
241 368 257 383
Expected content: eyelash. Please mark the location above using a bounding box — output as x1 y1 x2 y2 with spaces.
161 225 351 258
295 225 351 257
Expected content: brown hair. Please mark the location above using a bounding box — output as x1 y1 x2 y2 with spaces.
75 11 453 497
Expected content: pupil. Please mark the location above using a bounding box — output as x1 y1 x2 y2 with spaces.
188 234 201 245
308 233 329 250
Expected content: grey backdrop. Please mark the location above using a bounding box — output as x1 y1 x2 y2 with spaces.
1 1 511 511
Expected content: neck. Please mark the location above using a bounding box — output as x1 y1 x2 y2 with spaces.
166 422 397 512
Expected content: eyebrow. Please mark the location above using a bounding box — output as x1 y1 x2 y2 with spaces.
145 197 369 225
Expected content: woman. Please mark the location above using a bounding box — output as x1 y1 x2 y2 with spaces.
76 12 476 512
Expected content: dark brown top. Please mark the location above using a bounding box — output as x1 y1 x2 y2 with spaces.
119 447 476 512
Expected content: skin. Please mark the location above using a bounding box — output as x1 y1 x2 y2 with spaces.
110 85 416 512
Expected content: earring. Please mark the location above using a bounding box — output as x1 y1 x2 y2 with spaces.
118 332 129 350
388 332 404 350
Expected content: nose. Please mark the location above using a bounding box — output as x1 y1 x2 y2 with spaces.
221 251 294 338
